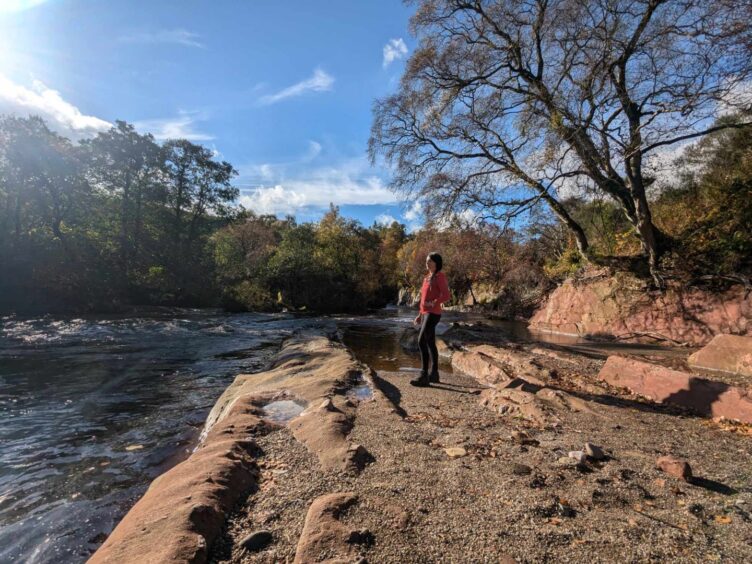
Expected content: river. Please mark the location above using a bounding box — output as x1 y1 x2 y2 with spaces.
0 308 682 563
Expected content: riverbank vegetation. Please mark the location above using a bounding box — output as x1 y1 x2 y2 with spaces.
369 0 752 288
2 1 751 315
1 107 751 315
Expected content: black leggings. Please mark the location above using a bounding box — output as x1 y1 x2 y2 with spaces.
418 313 441 375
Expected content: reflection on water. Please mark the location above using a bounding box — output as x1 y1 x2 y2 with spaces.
262 400 306 424
0 311 317 564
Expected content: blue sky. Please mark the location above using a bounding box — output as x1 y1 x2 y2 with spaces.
0 0 422 227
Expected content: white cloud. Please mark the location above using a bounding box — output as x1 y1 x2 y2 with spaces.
237 157 397 216
403 200 423 222
374 213 398 226
304 140 322 161
133 110 214 141
0 73 111 138
258 68 334 105
120 28 205 49
0 0 49 13
383 38 408 68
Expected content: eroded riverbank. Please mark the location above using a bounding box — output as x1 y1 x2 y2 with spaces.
5 310 751 563
198 324 751 563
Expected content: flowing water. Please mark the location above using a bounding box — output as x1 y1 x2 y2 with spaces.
0 308 684 563
0 310 322 564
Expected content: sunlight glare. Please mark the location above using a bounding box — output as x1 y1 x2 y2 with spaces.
0 0 49 14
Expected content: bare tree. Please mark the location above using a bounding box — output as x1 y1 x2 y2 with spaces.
370 0 752 285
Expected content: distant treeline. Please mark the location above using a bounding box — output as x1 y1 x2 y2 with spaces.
1 113 750 315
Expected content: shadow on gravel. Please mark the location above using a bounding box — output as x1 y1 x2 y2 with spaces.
429 383 482 395
546 385 698 419
371 372 408 418
690 477 737 495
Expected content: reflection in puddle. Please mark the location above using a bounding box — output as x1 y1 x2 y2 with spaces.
348 383 374 401
262 400 306 424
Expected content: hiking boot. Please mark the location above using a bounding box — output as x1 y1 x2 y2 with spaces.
429 371 440 383
410 372 430 387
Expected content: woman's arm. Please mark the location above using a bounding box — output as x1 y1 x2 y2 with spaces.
436 272 450 305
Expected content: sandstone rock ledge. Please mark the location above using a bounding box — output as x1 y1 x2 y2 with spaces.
89 330 371 564
529 273 751 346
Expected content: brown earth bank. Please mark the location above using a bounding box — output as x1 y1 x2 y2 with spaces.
90 321 752 563
528 270 751 347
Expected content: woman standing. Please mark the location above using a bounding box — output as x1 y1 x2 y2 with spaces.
411 252 451 387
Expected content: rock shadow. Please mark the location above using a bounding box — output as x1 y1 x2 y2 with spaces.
663 378 730 418
689 477 737 495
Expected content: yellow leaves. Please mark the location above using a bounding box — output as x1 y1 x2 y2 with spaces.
714 515 732 525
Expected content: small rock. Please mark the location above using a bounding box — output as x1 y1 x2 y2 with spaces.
529 474 547 489
319 398 334 411
240 530 273 552
557 456 578 467
511 430 540 446
656 455 692 481
512 463 532 476
568 451 587 464
584 442 606 461
445 447 467 459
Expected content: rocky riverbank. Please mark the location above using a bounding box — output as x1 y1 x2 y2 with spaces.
529 271 751 346
89 322 752 563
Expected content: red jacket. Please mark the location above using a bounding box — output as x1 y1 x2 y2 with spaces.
420 271 450 314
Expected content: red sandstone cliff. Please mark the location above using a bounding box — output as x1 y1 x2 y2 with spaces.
528 272 751 346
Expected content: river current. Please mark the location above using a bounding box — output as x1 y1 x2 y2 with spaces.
0 310 327 563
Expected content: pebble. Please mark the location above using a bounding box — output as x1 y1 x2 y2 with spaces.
584 442 606 461
511 430 539 446
445 447 467 459
557 456 578 467
512 464 532 476
240 530 273 552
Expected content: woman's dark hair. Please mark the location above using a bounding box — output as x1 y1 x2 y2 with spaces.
427 252 443 273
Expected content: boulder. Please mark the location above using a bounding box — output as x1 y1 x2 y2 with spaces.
598 356 752 424
479 387 561 428
451 344 552 386
656 455 692 481
688 334 752 379
399 327 419 352
452 349 513 385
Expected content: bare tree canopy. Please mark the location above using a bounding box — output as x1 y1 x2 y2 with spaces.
370 0 752 285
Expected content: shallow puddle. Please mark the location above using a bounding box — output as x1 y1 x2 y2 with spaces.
262 400 306 424
348 383 374 401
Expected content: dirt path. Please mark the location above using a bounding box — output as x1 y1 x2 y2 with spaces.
210 358 752 563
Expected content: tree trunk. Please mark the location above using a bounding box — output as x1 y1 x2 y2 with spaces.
541 192 591 262
632 191 667 288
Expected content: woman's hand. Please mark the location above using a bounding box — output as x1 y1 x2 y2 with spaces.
413 314 422 327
